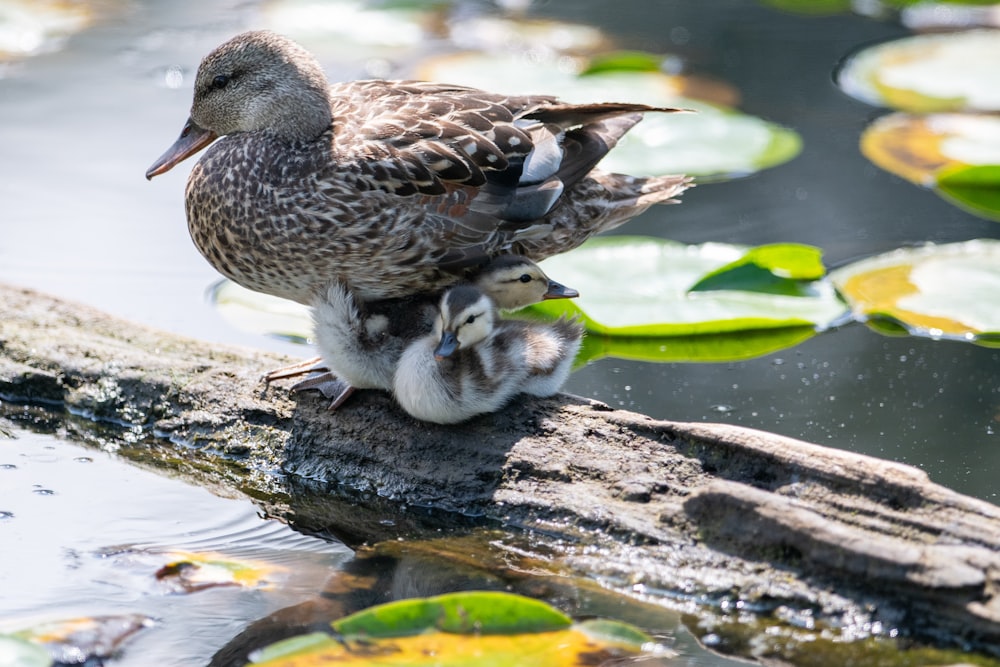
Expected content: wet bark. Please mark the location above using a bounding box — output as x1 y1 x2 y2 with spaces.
2 282 999 655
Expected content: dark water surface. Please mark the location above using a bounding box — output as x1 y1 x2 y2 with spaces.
0 0 998 664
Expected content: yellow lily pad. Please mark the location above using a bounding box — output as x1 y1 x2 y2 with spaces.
838 29 1000 112
860 112 1000 186
155 550 282 593
829 239 1000 342
249 591 661 666
6 614 151 666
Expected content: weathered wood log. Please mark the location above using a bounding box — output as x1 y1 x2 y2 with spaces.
2 281 1000 656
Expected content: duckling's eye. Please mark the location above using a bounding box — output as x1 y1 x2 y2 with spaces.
210 74 231 90
518 274 532 283
465 315 476 325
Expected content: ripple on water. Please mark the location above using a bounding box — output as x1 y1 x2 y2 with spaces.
0 428 351 667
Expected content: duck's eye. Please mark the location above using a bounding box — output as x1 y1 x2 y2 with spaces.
465 315 476 325
518 274 532 283
210 74 231 90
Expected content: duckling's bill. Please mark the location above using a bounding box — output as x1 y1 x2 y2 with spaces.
146 118 218 180
434 331 460 360
544 279 579 300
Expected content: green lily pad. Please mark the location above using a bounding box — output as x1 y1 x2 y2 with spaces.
936 164 1000 221
580 50 668 75
0 635 51 667
249 591 658 666
838 29 1000 112
415 52 801 179
529 236 846 336
829 239 1000 343
575 326 819 365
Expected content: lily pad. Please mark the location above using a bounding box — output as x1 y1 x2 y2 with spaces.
9 615 152 665
155 550 282 593
415 51 801 179
838 29 1000 112
249 591 659 666
860 112 1000 186
529 236 846 337
210 279 313 345
0 635 51 667
829 239 1000 343
936 164 1000 221
575 326 819 365
0 1 92 62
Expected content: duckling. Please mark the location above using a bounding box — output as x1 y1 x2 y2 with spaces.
290 256 578 409
146 30 691 305
393 285 584 424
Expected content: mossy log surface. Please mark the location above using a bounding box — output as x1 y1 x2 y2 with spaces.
2 282 1000 654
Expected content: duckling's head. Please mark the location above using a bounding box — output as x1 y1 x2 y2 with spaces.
146 31 331 179
434 286 497 360
475 255 579 311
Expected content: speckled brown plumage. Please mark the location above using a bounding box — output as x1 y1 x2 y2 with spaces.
147 30 692 304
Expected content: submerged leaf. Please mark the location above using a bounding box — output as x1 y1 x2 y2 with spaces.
155 550 282 593
829 239 1000 342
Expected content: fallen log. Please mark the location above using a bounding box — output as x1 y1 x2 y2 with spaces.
2 281 999 657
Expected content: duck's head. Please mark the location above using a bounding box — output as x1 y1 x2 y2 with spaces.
434 286 497 360
146 30 331 179
475 255 579 311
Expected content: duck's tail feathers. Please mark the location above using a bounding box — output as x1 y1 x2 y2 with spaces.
510 172 693 259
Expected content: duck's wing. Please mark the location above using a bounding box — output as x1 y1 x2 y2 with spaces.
328 80 685 266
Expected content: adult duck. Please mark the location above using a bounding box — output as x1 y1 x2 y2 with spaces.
146 30 691 304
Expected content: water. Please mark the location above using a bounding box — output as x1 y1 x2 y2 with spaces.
0 1 999 664
0 423 349 666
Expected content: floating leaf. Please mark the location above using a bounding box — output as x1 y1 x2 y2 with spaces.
415 52 800 179
936 164 1000 221
689 243 826 294
838 30 1000 112
829 239 1000 343
761 0 852 14
249 591 659 666
0 1 92 62
447 15 610 55
575 326 819 365
0 634 51 667
859 112 1000 186
529 236 846 336
580 50 667 75
155 550 282 593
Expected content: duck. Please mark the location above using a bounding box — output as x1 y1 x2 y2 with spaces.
393 283 584 425
146 30 692 306
281 255 579 409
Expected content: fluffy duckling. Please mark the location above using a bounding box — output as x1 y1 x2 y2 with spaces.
292 256 578 409
394 285 584 424
146 30 691 305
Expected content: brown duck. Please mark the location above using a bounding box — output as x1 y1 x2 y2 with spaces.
146 30 691 305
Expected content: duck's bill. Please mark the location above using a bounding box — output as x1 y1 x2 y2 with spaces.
434 331 459 361
543 280 580 300
145 118 218 180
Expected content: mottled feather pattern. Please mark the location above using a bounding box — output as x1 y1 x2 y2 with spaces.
155 30 692 305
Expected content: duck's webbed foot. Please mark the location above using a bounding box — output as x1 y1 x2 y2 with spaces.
290 372 356 411
263 357 328 383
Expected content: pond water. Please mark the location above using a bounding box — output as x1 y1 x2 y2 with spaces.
0 0 998 665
